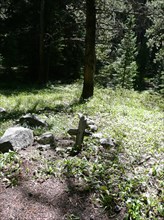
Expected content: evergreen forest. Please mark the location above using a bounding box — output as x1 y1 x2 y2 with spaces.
0 0 163 93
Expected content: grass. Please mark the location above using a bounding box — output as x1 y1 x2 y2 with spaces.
0 81 164 219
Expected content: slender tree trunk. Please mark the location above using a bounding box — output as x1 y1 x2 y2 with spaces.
131 0 149 90
81 0 96 99
39 0 45 83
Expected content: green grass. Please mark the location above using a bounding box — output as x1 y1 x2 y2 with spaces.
0 82 163 219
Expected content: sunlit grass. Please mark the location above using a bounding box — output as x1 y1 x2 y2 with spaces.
0 82 163 219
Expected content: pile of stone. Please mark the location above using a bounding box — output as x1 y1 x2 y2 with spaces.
0 112 53 153
0 111 116 154
68 114 117 150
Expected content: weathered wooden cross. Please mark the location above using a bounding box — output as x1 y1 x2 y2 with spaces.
68 114 88 148
68 114 97 155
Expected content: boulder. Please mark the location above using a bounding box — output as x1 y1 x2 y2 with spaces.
0 126 33 153
37 132 56 146
100 138 116 148
19 113 48 127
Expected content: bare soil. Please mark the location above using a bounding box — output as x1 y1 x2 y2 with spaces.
0 139 126 220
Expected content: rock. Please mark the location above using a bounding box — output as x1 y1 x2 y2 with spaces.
86 118 97 132
37 132 56 146
0 107 7 114
100 138 116 148
55 147 65 154
0 126 33 153
87 124 98 132
84 129 92 136
37 145 50 151
92 132 103 139
86 118 95 125
114 205 121 213
19 113 48 127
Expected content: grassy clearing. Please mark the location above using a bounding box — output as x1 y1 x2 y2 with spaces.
0 82 164 219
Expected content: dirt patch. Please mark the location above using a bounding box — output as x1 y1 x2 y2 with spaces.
0 178 111 220
0 139 113 220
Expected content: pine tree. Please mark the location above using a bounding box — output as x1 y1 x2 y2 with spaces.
112 15 138 89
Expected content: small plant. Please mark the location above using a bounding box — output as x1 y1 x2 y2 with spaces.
100 188 116 212
0 151 22 186
126 198 143 220
65 213 80 220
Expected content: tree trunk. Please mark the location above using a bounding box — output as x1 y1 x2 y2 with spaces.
81 0 96 99
131 0 149 90
39 0 45 83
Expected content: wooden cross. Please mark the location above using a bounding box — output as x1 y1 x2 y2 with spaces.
68 114 88 148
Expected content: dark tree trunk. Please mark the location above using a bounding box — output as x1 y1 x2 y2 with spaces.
81 0 96 99
131 0 149 90
38 0 45 83
136 31 149 90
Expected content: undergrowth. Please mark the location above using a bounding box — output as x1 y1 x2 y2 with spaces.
0 82 163 219
0 151 21 186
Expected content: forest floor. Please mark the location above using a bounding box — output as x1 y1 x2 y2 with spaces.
0 82 163 219
0 140 121 220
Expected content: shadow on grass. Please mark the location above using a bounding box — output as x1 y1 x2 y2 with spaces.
0 83 46 96
42 98 86 113
0 80 79 96
0 97 85 125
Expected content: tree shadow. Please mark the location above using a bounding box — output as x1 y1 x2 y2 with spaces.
0 84 45 96
11 176 105 220
0 81 79 96
0 97 84 125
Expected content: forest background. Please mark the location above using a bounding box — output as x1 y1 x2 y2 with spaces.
0 0 163 93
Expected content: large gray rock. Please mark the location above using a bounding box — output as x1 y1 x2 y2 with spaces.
19 114 48 127
0 126 33 153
